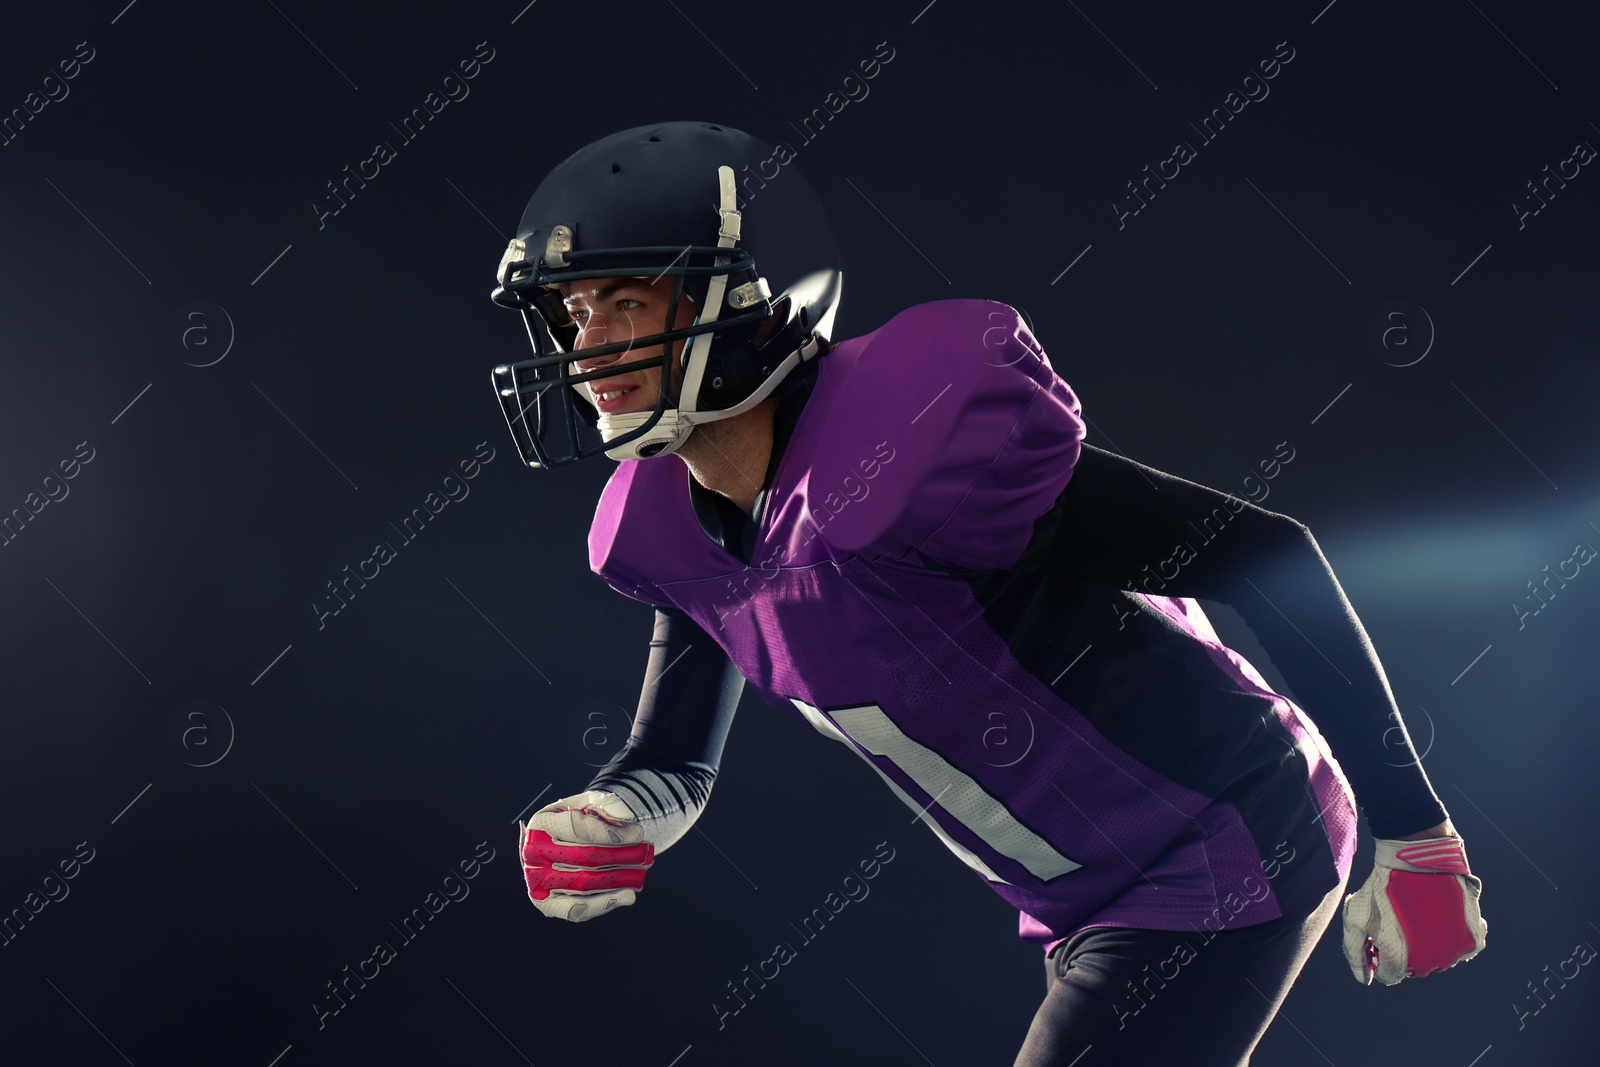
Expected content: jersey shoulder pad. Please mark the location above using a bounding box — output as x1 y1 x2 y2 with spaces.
589 457 684 608
810 299 1085 570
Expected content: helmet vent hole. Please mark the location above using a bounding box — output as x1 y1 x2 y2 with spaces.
648 135 660 142
611 162 621 173
708 125 721 131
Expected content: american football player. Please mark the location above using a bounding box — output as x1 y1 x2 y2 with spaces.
487 121 1486 1065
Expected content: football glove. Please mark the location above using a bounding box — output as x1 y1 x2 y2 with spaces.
519 790 654 922
1341 834 1487 986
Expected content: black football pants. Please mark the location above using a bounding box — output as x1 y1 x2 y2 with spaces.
1013 875 1347 1067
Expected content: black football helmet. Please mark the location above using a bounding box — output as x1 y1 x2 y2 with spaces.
489 121 843 467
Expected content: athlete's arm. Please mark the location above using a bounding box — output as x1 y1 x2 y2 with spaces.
1028 443 1448 840
584 605 745 852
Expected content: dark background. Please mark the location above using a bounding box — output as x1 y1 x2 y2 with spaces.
2 1 1596 1064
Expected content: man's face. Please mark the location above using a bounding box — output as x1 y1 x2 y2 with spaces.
556 275 697 416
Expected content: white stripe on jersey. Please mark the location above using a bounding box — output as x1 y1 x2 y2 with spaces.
792 698 1083 883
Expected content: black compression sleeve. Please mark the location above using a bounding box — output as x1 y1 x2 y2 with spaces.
1032 444 1448 839
585 605 745 851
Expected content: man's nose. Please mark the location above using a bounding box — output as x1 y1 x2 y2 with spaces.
570 320 630 372
571 344 623 374
571 317 646 368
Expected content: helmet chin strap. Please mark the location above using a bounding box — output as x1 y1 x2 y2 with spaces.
596 164 742 462
596 407 696 460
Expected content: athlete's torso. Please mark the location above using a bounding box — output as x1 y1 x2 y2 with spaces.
589 299 1356 950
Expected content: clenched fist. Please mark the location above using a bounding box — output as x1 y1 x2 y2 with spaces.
519 790 654 922
1342 835 1487 985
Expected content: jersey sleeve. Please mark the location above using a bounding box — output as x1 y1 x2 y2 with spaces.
586 606 746 852
822 300 1087 571
1024 443 1450 839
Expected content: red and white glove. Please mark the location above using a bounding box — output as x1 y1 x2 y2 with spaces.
1341 835 1487 985
519 790 654 922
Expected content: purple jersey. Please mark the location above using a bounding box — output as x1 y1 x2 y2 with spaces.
589 299 1357 953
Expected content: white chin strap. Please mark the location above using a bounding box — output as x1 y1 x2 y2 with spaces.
596 163 741 462
596 407 696 460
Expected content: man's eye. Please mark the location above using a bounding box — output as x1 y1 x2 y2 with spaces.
567 298 643 324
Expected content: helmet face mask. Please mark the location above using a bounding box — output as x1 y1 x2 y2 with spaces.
495 248 774 465
489 121 842 469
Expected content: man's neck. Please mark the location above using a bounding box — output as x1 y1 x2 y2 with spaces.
675 396 779 516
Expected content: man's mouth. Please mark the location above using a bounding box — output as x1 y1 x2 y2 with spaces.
592 384 639 413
